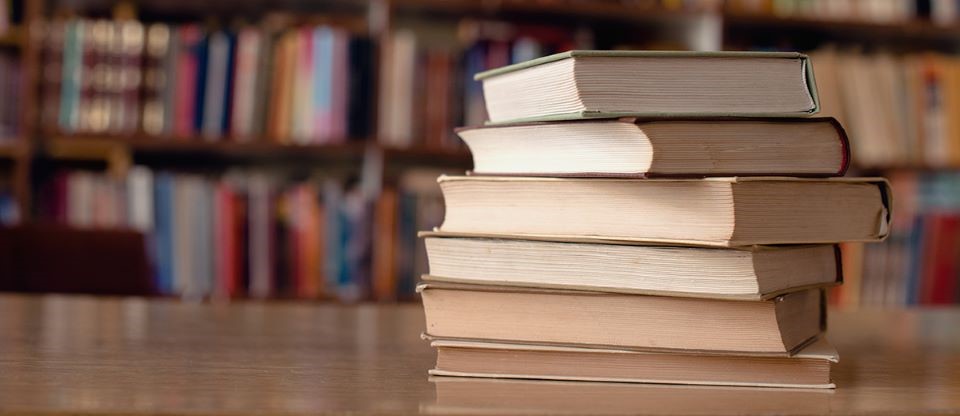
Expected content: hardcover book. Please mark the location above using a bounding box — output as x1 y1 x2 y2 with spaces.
457 117 849 177
476 50 820 123
420 282 825 354
421 232 841 299
428 336 837 388
437 176 891 247
427 377 836 414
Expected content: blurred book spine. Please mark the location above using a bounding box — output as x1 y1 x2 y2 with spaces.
0 51 20 139
0 191 18 224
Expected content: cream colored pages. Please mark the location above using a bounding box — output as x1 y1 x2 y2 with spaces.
437 176 891 247
427 336 838 362
427 370 836 389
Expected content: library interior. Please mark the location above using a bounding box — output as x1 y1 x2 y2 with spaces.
0 0 959 415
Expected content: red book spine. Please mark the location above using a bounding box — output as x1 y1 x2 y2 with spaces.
217 185 237 298
234 190 249 296
174 25 200 138
930 215 959 304
331 29 349 142
919 214 944 304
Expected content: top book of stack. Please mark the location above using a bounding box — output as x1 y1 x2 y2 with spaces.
476 51 818 124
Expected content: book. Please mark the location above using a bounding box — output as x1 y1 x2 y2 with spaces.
58 19 83 132
421 233 840 299
142 23 170 135
428 336 837 388
346 36 374 139
173 25 202 137
0 192 18 225
201 30 231 140
40 20 65 131
476 51 819 124
377 30 417 146
117 20 144 134
457 117 850 177
229 26 261 140
419 283 825 354
427 377 835 415
437 176 891 247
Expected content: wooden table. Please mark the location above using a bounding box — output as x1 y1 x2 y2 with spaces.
0 294 958 415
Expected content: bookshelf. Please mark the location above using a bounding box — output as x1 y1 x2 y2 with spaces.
1 0 958 304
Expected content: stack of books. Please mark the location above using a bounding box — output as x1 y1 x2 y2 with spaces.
419 51 892 389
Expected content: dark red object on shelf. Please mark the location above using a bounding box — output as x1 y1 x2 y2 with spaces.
0 223 154 296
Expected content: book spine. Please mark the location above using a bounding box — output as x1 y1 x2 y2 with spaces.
230 27 260 140
142 23 171 135
250 26 275 139
330 28 350 142
832 117 852 176
174 25 200 138
118 20 144 134
310 26 330 143
192 31 209 136
201 30 229 140
153 173 173 294
41 20 64 132
58 19 84 132
221 31 237 136
347 36 373 140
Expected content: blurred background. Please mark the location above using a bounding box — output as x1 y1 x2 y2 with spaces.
0 0 954 308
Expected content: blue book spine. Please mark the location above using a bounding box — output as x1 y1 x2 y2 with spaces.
336 203 353 300
221 31 237 133
193 33 209 133
59 20 84 132
153 173 174 295
312 27 333 139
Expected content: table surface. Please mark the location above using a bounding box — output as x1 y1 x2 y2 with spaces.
0 294 958 415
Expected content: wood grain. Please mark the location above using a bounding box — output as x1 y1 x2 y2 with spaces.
0 294 958 415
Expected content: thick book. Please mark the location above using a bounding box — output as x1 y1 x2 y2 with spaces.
437 176 891 247
421 232 840 300
428 337 837 388
476 50 820 124
419 283 825 354
457 117 849 177
427 377 835 415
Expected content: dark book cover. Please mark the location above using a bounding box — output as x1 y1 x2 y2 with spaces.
347 36 373 139
192 31 209 134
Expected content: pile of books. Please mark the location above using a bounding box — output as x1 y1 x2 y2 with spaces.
419 51 892 388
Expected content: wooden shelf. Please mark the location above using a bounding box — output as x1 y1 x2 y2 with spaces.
852 164 960 173
392 1 960 43
40 134 471 165
0 142 26 159
724 13 960 43
391 0 712 24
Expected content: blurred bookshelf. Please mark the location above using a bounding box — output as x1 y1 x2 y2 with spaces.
0 0 959 305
